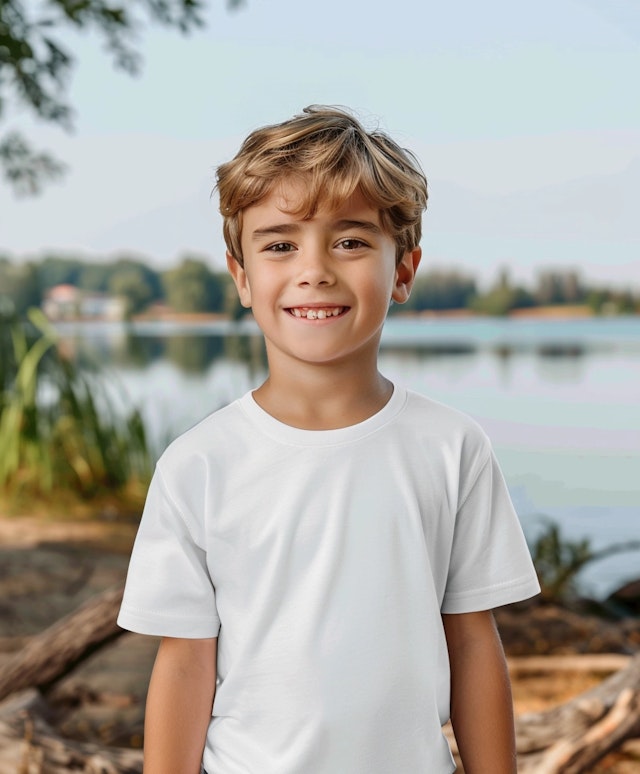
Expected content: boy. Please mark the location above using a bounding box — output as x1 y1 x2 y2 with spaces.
118 105 540 774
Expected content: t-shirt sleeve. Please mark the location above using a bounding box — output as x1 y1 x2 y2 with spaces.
441 447 540 614
117 465 221 638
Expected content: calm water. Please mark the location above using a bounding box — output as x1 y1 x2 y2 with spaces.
56 315 640 599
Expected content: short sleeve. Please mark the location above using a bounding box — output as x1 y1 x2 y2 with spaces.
117 465 221 638
441 449 540 614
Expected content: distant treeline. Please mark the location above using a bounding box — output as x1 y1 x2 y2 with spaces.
0 253 237 319
1 253 638 318
400 267 639 316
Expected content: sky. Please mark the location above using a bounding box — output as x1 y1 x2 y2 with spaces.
0 0 639 289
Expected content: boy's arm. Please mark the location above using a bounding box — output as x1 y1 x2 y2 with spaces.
143 636 217 774
442 610 517 774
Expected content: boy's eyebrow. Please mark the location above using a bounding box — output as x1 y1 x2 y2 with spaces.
250 219 383 240
250 223 301 240
331 219 383 235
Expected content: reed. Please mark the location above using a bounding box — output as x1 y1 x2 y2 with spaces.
0 309 152 511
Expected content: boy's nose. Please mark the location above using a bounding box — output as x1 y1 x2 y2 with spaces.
296 248 336 286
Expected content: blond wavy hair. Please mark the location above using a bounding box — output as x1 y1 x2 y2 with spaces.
215 105 428 266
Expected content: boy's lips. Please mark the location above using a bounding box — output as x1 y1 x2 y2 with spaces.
285 306 349 320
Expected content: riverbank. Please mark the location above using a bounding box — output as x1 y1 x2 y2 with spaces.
406 304 596 320
135 304 605 326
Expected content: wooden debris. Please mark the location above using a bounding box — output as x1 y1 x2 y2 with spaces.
0 586 125 702
517 653 640 772
508 653 631 677
0 690 143 774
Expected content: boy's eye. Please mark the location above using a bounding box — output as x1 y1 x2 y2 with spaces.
337 239 367 250
266 242 294 253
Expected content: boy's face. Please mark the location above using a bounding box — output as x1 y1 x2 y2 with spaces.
227 181 421 372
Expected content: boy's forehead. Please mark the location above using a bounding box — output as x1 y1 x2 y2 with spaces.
247 180 381 224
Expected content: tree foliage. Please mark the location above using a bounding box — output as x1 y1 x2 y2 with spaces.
535 270 585 306
471 268 534 316
108 259 160 316
400 269 477 313
586 287 640 316
36 253 84 288
162 255 227 313
0 0 224 194
0 255 42 314
1 253 237 316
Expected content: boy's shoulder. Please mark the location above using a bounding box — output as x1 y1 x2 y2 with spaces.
402 387 483 430
401 387 492 456
157 394 249 471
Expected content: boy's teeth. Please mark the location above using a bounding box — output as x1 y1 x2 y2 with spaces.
291 307 344 319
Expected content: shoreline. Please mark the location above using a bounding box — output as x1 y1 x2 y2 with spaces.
44 303 639 326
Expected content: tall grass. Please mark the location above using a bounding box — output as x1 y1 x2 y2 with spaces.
0 309 152 512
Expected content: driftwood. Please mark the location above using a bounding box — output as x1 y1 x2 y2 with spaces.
516 652 640 773
1 585 640 773
433 654 640 773
0 690 142 774
0 585 140 774
0 586 125 703
508 653 631 676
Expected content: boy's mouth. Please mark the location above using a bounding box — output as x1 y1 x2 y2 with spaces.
286 306 348 320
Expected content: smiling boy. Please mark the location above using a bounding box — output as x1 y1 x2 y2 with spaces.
118 105 540 774
228 183 417 428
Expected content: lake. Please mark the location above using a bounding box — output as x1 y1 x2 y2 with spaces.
54 315 640 600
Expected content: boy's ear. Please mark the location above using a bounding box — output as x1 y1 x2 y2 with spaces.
391 247 422 304
226 251 252 308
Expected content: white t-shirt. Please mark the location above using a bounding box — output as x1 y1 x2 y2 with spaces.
118 385 540 774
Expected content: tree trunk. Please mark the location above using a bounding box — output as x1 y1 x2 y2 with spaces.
0 586 125 702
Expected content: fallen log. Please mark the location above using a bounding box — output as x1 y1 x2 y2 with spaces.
517 652 640 772
0 585 125 702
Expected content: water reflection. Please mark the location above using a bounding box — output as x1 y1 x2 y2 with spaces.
224 334 268 376
118 334 165 369
164 335 225 373
61 330 270 376
535 352 587 384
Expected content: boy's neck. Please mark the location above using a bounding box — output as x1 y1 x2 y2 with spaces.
252 365 394 431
